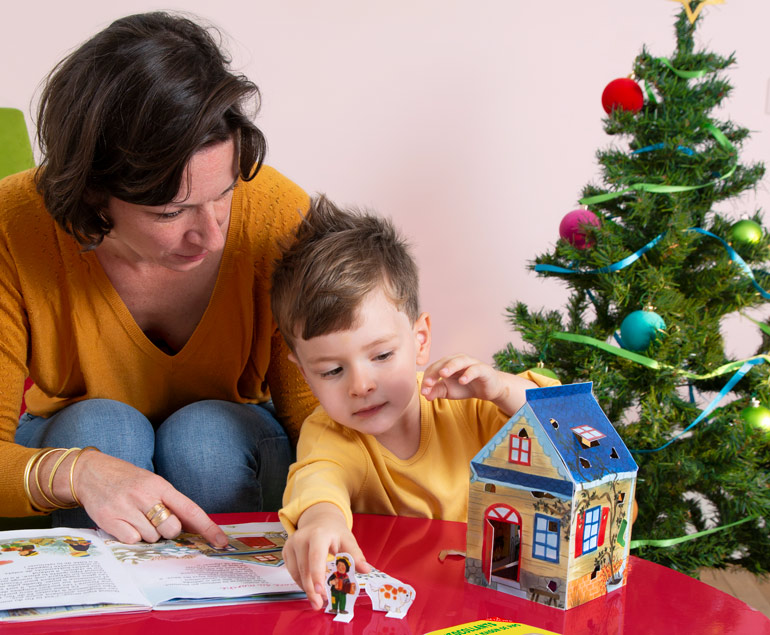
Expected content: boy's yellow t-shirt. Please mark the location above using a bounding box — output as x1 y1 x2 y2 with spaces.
280 370 559 531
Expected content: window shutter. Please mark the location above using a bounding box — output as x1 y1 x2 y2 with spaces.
574 512 584 557
598 507 609 547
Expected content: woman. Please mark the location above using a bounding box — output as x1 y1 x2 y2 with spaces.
0 12 316 546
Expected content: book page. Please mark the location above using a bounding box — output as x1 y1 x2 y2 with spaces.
0 528 150 620
100 522 304 608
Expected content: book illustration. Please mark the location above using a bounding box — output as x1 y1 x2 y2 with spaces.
107 537 199 564
193 531 286 566
206 550 285 567
107 530 287 566
1 535 98 559
325 552 359 623
0 523 304 623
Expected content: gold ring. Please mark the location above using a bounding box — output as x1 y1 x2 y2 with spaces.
145 503 171 527
149 507 172 527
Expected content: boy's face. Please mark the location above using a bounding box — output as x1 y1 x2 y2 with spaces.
290 289 431 443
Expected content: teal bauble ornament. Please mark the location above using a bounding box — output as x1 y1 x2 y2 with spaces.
730 219 762 246
740 399 770 440
620 310 666 351
527 366 559 381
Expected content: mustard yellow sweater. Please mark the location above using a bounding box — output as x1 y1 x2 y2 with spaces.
0 167 317 516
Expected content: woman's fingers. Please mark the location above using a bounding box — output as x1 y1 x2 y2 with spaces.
161 489 227 547
74 452 224 547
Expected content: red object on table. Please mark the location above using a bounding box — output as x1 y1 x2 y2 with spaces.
4 512 769 634
20 377 33 415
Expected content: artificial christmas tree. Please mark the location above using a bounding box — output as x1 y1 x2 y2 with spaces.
496 5 770 576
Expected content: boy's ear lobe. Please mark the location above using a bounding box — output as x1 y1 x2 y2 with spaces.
414 312 431 365
287 351 307 379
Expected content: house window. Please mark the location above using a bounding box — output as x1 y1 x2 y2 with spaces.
532 513 560 563
571 425 606 448
509 434 531 465
485 484 496 493
547 580 558 593
582 506 602 554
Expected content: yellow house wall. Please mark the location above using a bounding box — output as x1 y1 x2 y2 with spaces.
467 481 571 580
485 415 565 483
566 477 635 581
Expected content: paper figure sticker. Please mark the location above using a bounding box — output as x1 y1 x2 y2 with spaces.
365 575 416 619
326 552 360 623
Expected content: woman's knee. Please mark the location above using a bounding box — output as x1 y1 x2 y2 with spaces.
156 400 287 453
19 399 155 469
154 401 292 512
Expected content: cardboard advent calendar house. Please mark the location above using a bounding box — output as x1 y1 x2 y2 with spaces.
465 382 638 610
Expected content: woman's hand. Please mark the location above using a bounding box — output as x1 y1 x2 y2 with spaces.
71 451 227 547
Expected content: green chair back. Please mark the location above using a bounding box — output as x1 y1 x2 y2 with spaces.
0 107 35 180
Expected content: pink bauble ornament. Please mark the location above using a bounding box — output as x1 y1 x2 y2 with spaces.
559 209 600 249
602 78 644 114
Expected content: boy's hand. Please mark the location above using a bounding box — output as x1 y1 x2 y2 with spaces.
282 502 370 610
421 354 536 416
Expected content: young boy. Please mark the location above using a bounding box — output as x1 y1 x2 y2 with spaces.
270 196 558 609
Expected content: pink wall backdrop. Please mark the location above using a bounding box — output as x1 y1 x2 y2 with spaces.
3 1 768 364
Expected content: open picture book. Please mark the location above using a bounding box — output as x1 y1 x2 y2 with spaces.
0 522 305 622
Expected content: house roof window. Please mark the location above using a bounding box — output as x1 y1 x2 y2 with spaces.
571 425 606 448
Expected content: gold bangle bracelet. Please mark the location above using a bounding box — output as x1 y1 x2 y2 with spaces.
47 448 81 508
33 448 66 510
69 446 100 507
23 448 56 512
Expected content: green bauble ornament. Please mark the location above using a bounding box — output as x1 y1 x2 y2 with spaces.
730 219 762 246
620 310 666 351
527 366 559 381
740 398 770 439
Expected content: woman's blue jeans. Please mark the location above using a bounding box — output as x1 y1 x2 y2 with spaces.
15 399 293 528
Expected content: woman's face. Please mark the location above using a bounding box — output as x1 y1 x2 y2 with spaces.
101 137 238 272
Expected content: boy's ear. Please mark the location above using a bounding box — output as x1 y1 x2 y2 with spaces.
287 351 308 381
413 312 431 366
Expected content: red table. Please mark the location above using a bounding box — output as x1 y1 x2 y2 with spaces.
5 512 770 634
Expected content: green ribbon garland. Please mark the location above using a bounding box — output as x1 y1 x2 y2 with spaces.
656 56 711 79
741 313 770 338
579 124 736 206
551 332 770 380
643 80 658 105
630 515 757 550
577 57 756 554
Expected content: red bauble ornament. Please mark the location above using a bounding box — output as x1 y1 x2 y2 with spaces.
559 209 600 249
602 78 644 114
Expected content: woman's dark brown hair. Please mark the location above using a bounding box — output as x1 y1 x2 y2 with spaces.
35 11 266 248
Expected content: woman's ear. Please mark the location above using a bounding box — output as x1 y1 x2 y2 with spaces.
414 312 431 366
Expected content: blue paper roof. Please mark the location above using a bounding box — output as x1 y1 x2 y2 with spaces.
471 382 637 488
525 382 637 484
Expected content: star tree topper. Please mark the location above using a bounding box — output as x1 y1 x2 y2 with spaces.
669 0 725 24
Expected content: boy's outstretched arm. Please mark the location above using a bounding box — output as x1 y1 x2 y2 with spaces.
282 502 370 610
421 353 538 416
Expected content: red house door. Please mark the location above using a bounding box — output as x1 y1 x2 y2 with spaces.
481 504 522 583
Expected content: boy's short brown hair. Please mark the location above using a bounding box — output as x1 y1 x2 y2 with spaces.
271 195 419 352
